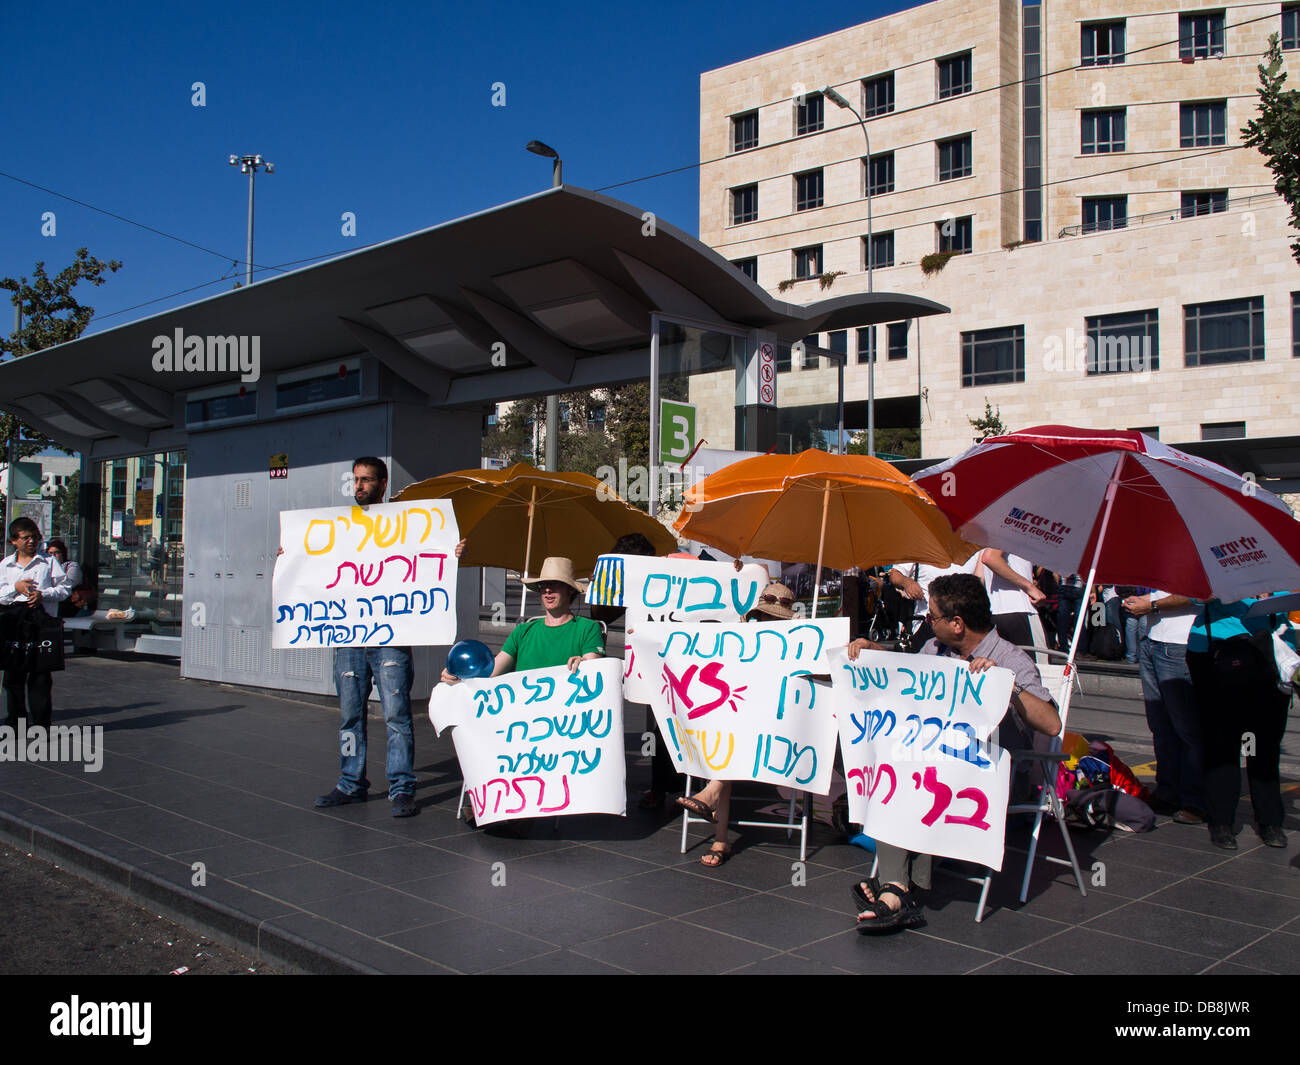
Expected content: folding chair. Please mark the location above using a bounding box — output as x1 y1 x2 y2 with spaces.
1007 645 1088 908
678 775 810 861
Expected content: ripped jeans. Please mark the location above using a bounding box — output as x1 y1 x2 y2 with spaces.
333 646 414 799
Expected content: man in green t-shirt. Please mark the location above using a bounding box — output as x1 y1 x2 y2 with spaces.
439 556 603 684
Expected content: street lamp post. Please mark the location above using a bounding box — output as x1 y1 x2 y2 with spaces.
823 85 875 456
227 153 275 287
527 141 564 471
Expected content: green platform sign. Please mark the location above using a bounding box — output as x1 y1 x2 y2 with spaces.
659 400 697 465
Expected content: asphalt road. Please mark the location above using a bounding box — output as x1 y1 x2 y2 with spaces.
0 841 273 976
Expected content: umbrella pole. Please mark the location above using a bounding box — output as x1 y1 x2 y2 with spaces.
812 482 830 618
520 485 537 618
1059 454 1125 729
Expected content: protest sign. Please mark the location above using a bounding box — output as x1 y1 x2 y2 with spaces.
428 659 626 824
628 618 848 795
273 500 459 648
588 553 770 701
828 646 1012 870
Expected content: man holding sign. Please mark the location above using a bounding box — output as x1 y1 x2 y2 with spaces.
313 458 420 817
845 574 1060 932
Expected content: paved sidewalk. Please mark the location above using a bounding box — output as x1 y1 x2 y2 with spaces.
0 656 1296 974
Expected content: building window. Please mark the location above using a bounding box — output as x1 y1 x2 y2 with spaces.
1081 109 1126 153
1185 296 1265 366
865 231 894 269
1082 20 1126 65
776 345 792 373
1180 11 1225 59
1129 426 1160 439
1181 190 1228 217
486 405 498 427
888 321 910 360
962 326 1024 387
938 135 972 181
1201 421 1245 440
733 257 758 280
800 334 819 370
1180 101 1227 147
1082 196 1127 233
827 330 848 360
937 216 973 254
794 245 823 279
795 169 823 211
865 152 894 196
731 184 758 225
732 110 758 153
1285 5 1300 49
863 72 895 117
796 93 823 136
937 52 972 98
857 327 876 363
1293 292 1300 357
587 403 606 430
1085 310 1160 374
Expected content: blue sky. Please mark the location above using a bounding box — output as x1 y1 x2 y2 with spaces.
2 0 912 336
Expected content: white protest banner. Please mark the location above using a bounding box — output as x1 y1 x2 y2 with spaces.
427 659 626 825
273 500 459 648
828 646 1012 870
628 617 848 795
588 553 770 701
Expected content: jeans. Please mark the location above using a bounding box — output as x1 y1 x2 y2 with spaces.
1137 637 1203 810
333 646 415 800
1057 585 1084 653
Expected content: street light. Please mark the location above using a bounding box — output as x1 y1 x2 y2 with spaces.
526 140 562 188
227 153 275 287
823 84 875 456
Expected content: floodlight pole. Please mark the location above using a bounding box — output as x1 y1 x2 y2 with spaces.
228 153 275 287
528 141 565 471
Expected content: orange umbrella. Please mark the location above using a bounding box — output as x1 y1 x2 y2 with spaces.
393 463 677 582
673 450 979 614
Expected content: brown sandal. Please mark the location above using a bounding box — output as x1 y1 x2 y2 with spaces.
700 842 732 867
676 796 718 823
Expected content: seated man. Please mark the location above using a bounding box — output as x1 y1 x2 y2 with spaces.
846 572 1061 933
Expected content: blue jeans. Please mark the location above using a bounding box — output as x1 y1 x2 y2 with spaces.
333 646 415 799
1137 636 1203 811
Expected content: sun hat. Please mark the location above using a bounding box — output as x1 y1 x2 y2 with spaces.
521 556 587 595
750 581 795 620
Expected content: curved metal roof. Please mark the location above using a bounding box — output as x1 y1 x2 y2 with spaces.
0 185 948 452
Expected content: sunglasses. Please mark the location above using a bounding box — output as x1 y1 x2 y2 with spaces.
761 593 794 607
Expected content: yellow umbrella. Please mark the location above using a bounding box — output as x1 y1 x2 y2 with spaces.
673 450 979 614
393 462 677 586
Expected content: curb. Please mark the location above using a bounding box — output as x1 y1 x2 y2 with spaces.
0 810 379 976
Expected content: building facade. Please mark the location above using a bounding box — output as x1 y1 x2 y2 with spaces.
696 0 1300 461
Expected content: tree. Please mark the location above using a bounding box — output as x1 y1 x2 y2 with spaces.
52 471 81 542
1242 33 1300 264
967 399 1007 441
0 248 123 456
847 427 921 458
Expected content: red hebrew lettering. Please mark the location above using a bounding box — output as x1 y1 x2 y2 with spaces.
943 787 991 830
914 765 953 826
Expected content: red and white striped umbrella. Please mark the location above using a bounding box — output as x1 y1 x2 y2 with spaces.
914 425 1300 604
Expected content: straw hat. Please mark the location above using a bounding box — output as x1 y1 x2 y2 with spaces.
521 556 587 595
750 581 795 620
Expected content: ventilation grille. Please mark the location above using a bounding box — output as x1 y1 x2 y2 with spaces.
225 626 266 675
233 481 252 509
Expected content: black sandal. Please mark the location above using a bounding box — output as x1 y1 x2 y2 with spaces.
853 878 925 935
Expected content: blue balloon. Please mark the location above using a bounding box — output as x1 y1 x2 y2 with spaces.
446 639 494 679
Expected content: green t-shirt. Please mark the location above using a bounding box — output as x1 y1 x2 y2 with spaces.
502 615 604 673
